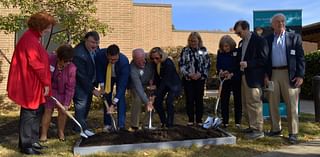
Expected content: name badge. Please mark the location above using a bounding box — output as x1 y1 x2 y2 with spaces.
232 51 237 56
290 50 296 55
50 65 55 72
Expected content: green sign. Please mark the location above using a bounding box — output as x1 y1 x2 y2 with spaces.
253 10 302 36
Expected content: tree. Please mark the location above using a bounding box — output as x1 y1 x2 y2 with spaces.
0 0 110 46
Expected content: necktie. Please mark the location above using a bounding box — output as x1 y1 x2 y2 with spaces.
105 63 112 93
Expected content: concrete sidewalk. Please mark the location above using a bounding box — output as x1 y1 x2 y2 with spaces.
255 139 320 157
256 99 320 157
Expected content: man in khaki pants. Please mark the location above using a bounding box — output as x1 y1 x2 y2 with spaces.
234 20 269 139
129 48 155 131
265 13 305 144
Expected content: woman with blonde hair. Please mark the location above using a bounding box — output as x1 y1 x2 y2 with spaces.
216 35 242 128
149 47 181 128
179 32 211 126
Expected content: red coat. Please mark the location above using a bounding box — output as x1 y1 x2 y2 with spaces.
7 29 51 109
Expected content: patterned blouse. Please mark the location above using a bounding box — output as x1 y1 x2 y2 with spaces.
179 47 211 80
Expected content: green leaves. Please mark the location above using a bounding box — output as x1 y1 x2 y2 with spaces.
301 50 320 99
0 0 110 44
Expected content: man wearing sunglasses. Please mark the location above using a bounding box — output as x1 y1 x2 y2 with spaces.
234 20 269 140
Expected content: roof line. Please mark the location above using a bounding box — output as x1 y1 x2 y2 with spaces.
133 3 172 8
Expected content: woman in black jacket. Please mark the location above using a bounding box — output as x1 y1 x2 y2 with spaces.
216 35 242 128
149 47 181 128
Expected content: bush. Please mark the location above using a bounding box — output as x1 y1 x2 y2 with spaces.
301 50 320 99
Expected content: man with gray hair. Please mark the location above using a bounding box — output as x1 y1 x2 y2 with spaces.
129 48 155 131
264 13 305 144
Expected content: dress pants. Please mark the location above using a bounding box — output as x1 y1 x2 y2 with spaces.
241 75 263 131
130 90 144 127
154 86 175 127
19 105 44 149
104 78 127 128
183 79 205 123
267 69 300 134
220 79 242 125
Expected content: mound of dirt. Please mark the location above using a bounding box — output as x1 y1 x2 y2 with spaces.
80 125 225 146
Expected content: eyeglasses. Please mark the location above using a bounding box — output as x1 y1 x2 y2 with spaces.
235 31 241 36
150 57 160 60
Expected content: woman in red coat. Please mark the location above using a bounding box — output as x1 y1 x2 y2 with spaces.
7 11 56 155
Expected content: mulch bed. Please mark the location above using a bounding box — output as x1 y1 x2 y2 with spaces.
79 125 226 147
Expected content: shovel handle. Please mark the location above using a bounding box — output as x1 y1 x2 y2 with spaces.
51 96 84 132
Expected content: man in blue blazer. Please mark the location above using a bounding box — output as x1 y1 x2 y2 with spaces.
264 13 305 144
73 31 101 136
234 20 269 140
96 44 130 131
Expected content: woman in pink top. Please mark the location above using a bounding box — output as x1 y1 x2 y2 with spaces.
40 44 76 141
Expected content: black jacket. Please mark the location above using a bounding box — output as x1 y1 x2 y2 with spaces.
154 58 181 96
239 33 269 88
265 32 305 87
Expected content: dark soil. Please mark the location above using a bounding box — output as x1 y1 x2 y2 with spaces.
79 125 226 147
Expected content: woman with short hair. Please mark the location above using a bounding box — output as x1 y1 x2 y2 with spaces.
7 11 56 155
40 44 76 142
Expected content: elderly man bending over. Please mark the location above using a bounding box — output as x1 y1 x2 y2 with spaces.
129 48 155 131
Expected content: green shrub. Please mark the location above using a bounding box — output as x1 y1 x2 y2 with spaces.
301 50 320 99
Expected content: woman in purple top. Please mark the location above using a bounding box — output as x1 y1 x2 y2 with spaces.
40 44 76 141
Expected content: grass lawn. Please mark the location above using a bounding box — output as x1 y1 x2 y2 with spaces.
0 102 319 157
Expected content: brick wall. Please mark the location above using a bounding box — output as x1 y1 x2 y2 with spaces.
0 7 19 95
95 0 133 57
132 3 173 54
302 41 318 53
173 30 241 54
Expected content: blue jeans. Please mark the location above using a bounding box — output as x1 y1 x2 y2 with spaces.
73 92 93 131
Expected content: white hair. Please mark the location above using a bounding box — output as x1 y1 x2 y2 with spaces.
132 48 145 59
270 13 286 24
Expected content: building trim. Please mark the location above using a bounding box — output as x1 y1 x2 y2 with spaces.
133 3 172 8
173 30 234 34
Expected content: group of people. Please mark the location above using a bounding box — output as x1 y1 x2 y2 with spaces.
6 11 305 155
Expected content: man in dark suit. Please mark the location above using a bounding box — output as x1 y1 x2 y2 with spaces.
234 20 269 139
96 44 130 131
264 13 305 144
73 31 100 136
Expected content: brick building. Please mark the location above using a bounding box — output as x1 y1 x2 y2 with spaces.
0 0 317 95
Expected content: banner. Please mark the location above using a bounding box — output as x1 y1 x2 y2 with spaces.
253 10 302 37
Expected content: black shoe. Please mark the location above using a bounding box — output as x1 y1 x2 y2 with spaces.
21 148 42 155
265 130 282 137
32 142 48 150
288 134 298 144
119 128 127 132
241 127 253 133
244 131 265 140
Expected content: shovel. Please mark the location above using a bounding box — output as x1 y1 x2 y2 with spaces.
101 96 118 132
51 96 88 138
145 83 156 130
203 71 231 129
